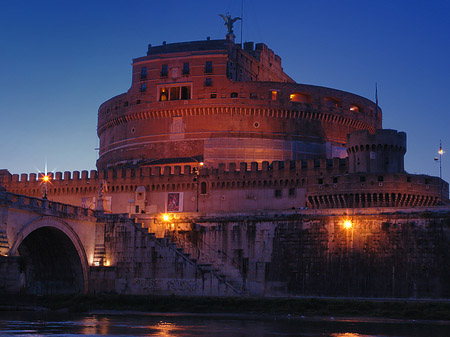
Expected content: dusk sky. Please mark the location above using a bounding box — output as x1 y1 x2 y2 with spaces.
1 0 449 180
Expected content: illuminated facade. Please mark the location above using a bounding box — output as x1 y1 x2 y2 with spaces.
1 34 450 298
0 36 447 214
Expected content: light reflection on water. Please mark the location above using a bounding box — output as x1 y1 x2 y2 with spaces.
0 311 449 336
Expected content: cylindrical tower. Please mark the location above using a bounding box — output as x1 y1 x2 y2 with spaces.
346 129 406 174
97 39 381 170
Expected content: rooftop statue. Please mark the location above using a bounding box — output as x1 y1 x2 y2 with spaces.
219 13 241 34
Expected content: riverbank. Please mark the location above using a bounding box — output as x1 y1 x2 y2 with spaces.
1 294 450 321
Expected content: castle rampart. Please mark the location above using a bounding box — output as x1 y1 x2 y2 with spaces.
2 156 447 214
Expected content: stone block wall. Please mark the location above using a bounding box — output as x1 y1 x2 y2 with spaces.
161 209 450 298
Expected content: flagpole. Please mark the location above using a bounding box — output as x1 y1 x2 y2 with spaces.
375 83 379 129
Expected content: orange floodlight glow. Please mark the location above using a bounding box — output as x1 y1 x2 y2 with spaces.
344 220 352 229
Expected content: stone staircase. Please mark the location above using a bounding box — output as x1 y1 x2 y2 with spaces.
135 222 242 295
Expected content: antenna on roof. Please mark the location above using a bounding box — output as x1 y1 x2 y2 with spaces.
241 0 244 45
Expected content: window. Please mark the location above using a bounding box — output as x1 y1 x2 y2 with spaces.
205 78 212 87
161 64 168 77
136 99 141 104
182 62 190 75
181 86 191 100
170 87 179 100
407 176 411 183
159 85 192 101
378 176 384 182
250 93 258 99
124 101 129 107
135 205 139 213
140 67 147 79
360 176 366 182
200 181 207 195
324 97 340 107
274 189 282 198
333 177 338 184
350 104 361 112
271 91 278 100
140 83 146 92
288 188 295 197
290 93 311 103
210 93 217 98
230 92 238 98
318 178 324 184
205 61 213 73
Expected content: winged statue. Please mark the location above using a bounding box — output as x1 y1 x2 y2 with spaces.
219 14 241 34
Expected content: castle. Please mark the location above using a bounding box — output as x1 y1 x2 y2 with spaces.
1 34 447 213
1 30 450 297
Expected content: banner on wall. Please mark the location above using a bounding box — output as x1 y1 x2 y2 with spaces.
167 192 183 212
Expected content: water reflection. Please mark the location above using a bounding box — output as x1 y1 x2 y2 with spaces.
0 312 449 336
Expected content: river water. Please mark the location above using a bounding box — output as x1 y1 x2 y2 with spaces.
0 311 449 336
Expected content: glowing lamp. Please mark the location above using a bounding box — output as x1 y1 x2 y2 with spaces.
344 220 352 229
162 214 169 221
43 175 49 182
439 148 444 155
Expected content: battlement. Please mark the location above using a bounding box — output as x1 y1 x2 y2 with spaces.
1 159 349 184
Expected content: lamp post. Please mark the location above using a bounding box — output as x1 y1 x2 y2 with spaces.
193 162 204 212
40 174 50 199
435 141 444 204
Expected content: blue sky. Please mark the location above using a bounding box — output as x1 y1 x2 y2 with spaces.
1 0 449 179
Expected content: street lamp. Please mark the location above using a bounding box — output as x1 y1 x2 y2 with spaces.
40 174 50 199
434 140 444 204
193 162 204 212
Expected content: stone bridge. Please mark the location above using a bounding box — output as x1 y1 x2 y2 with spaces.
0 189 239 296
0 190 98 294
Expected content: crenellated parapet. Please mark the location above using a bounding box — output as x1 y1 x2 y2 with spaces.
306 173 447 209
347 129 406 174
1 155 447 211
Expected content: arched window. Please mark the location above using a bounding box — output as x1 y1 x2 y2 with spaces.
290 92 311 103
350 104 362 112
324 97 341 107
200 182 207 194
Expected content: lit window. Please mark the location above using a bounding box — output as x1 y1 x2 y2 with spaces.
205 61 213 73
271 91 278 100
350 104 360 112
290 93 311 103
160 88 168 101
159 85 192 101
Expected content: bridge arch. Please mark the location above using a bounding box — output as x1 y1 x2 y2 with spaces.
9 216 89 294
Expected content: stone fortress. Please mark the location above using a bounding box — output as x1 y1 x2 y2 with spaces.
1 28 450 297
